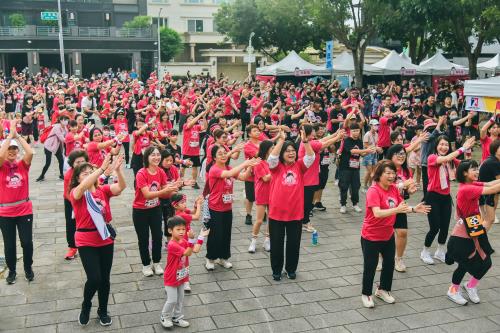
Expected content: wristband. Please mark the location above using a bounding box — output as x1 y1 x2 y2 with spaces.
489 116 496 123
197 235 205 245
188 238 196 245
457 147 466 155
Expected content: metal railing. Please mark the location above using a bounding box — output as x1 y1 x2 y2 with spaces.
0 25 153 39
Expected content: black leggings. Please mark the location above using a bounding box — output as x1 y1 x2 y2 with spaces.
0 214 33 272
303 186 315 224
422 166 429 199
40 147 64 178
339 169 361 206
79 244 114 313
424 191 452 247
361 235 395 296
269 219 302 275
132 207 163 266
452 253 492 285
206 209 232 260
64 199 76 248
122 141 130 165
131 153 143 188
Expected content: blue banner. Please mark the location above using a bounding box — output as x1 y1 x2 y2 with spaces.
325 40 333 70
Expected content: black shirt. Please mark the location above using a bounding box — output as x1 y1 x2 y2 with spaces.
479 156 500 182
423 103 436 118
283 114 300 140
339 137 363 170
329 108 347 132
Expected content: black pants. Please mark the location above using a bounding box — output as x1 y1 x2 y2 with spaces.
241 114 250 137
178 114 187 133
131 153 143 188
424 192 452 247
422 166 429 199
303 186 316 224
132 207 163 266
452 253 492 285
361 235 395 296
269 219 302 275
161 199 174 237
64 199 76 248
79 244 114 313
33 122 39 141
122 141 130 165
206 209 232 260
339 169 360 206
40 147 63 178
0 214 33 272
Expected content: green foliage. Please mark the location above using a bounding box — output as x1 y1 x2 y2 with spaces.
159 27 183 62
123 16 152 29
8 13 26 27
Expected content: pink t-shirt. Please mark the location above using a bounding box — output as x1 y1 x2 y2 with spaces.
362 183 402 241
377 117 391 148
208 164 234 212
253 160 271 205
456 182 484 218
182 124 201 156
164 239 189 287
0 160 32 217
133 168 168 209
481 136 492 162
298 140 323 186
244 141 260 182
426 154 459 195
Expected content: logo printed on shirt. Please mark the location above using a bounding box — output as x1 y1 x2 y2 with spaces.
282 170 298 186
6 173 22 188
387 197 396 208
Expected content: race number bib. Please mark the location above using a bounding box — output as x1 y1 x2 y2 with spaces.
222 194 234 204
189 141 199 148
321 155 332 165
176 267 189 281
145 198 159 207
349 158 360 169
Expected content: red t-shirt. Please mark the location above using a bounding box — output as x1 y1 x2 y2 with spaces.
182 124 201 156
70 185 115 247
65 132 84 156
0 160 32 217
158 121 172 139
176 209 193 241
133 131 153 155
208 165 234 212
268 160 308 221
480 136 492 162
163 165 180 183
298 140 323 186
244 141 260 182
426 154 459 195
112 119 130 143
456 182 484 219
253 160 271 205
377 116 391 148
362 183 402 241
63 168 73 200
164 239 189 287
87 141 106 167
133 167 168 209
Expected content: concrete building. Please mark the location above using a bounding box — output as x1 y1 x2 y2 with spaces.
0 0 157 79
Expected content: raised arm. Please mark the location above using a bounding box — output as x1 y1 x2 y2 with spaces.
109 155 127 195
72 154 112 200
435 137 475 164
480 113 498 140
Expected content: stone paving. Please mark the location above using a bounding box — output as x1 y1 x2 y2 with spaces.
1 145 500 333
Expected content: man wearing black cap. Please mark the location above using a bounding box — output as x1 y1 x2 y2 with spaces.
329 99 346 133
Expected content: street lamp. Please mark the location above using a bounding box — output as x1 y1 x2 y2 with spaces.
57 0 66 76
246 32 255 76
157 8 163 79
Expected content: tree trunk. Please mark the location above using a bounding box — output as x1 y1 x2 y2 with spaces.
468 53 478 79
408 34 417 64
352 48 364 88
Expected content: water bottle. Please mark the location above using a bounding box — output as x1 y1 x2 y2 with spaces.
312 230 318 246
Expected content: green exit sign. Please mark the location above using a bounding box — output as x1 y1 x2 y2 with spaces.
41 12 59 21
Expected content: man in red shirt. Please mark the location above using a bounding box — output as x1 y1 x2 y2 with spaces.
243 124 262 225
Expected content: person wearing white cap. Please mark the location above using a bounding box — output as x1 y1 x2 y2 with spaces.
0 120 34 285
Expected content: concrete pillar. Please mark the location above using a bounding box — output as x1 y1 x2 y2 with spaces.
72 51 82 77
209 56 217 78
0 54 5 73
231 44 236 63
27 51 40 75
132 52 141 78
190 43 196 63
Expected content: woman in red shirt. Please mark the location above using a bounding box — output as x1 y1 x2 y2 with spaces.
63 149 88 260
421 136 475 265
69 153 126 326
133 147 179 277
182 109 208 189
361 160 429 308
205 145 258 271
130 117 154 179
266 130 315 281
158 110 173 144
110 109 130 167
86 128 123 168
446 160 500 305
248 140 274 254
0 122 34 285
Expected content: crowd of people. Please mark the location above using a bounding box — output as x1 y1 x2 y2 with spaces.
0 67 499 327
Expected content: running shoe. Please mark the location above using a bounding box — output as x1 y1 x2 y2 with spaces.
142 265 154 277
218 259 233 269
353 205 362 213
394 257 406 272
420 248 435 265
462 283 480 304
65 247 78 260
340 206 347 214
25 268 34 282
98 310 112 326
263 237 271 252
361 295 375 308
184 281 191 293
375 288 395 304
205 259 215 271
153 263 164 275
6 271 16 285
173 319 190 327
78 304 91 326
314 202 327 211
160 315 173 328
447 286 468 305
248 238 257 253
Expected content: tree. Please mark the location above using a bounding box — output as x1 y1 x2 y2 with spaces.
8 13 26 27
160 27 183 62
439 0 500 79
123 16 151 29
307 0 388 87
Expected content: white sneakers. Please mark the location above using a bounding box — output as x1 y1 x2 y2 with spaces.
361 295 374 308
462 283 480 303
153 263 164 275
184 282 191 292
353 205 362 213
340 206 347 214
420 247 435 265
263 237 271 252
160 316 190 328
447 286 468 305
205 259 215 271
434 244 446 263
142 265 154 277
218 259 233 269
248 238 257 253
375 288 396 304
394 257 406 272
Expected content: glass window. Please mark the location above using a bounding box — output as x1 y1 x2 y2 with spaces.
152 17 167 27
185 0 203 3
187 19 203 32
150 0 169 3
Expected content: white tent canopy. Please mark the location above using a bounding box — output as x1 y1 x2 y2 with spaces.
399 52 412 63
256 51 331 76
477 54 500 73
464 75 500 97
331 51 382 75
371 50 428 75
419 52 468 75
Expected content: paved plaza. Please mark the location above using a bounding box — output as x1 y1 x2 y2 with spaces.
1 145 500 333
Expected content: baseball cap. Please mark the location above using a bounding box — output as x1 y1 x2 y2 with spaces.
2 139 19 148
369 119 379 126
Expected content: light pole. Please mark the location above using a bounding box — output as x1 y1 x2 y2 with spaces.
57 0 66 76
246 32 255 76
157 8 162 79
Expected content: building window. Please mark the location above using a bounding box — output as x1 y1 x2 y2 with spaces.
187 19 203 32
150 0 169 3
212 0 226 4
152 17 168 27
185 0 203 3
